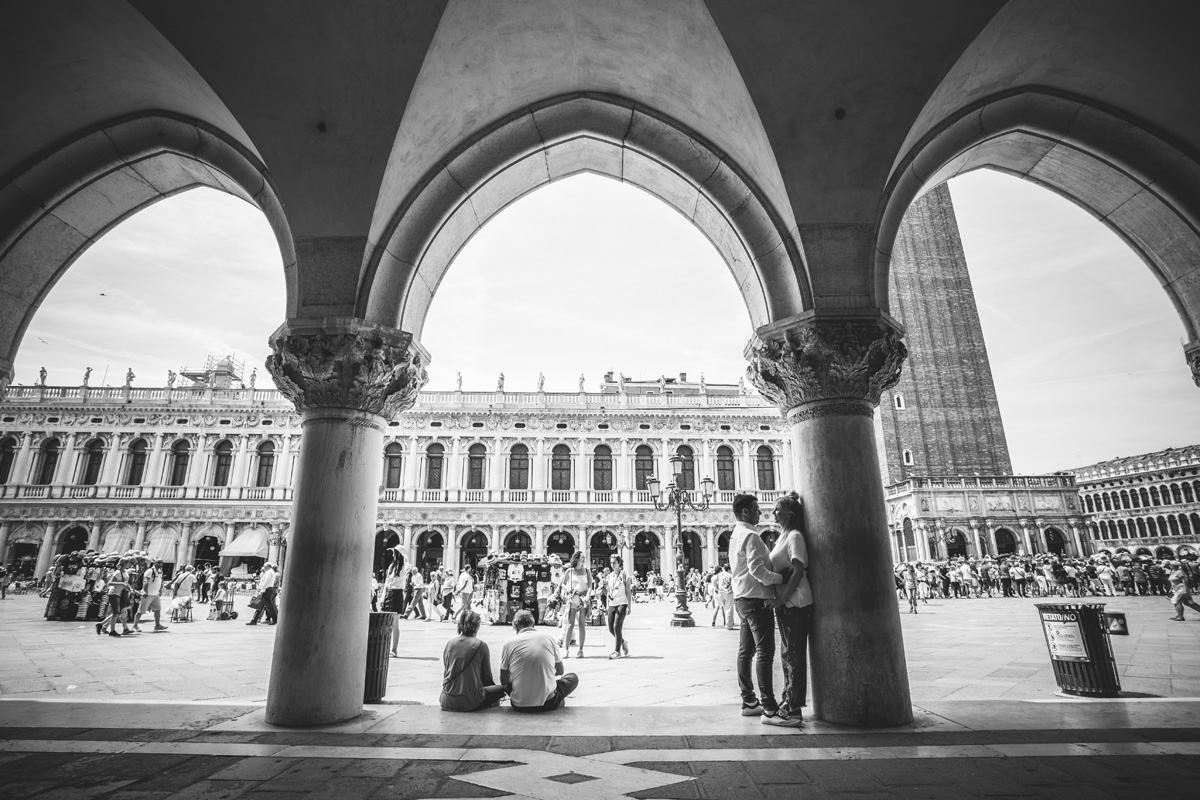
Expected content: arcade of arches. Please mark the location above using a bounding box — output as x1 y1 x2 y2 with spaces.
5 3 1200 728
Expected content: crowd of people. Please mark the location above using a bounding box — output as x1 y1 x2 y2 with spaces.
29 549 279 634
892 553 1200 619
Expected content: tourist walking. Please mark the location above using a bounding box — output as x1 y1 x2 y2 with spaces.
767 492 811 727
500 609 579 712
560 551 591 659
1168 561 1200 621
729 493 786 724
712 564 734 628
901 564 918 614
605 553 632 659
440 610 506 711
382 549 409 656
455 565 475 622
246 562 278 625
440 568 455 621
133 559 168 632
96 556 131 637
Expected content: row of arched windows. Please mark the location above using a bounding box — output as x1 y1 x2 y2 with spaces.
1084 480 1199 513
381 441 778 491
1093 513 1200 540
0 436 278 487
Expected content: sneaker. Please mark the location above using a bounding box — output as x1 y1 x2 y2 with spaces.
762 707 803 727
762 709 802 728
576 650 585 659
621 640 629 656
609 651 619 660
741 700 763 717
563 649 570 659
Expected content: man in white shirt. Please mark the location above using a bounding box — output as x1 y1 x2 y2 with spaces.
247 563 279 625
455 566 475 622
500 609 578 711
728 493 784 719
134 560 168 632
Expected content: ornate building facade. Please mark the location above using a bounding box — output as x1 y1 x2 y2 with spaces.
1071 444 1200 559
0 372 791 580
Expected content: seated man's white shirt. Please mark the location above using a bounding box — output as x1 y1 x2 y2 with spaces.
501 628 560 707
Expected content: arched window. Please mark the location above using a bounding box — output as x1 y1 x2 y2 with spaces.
551 444 571 490
467 443 486 490
903 449 914 466
716 445 735 491
1171 484 1183 504
894 394 905 409
0 436 16 484
35 438 60 485
255 441 275 487
634 445 655 490
1150 486 1161 506
212 441 233 486
1129 490 1140 508
676 445 695 490
383 442 403 489
1183 482 1196 503
125 439 148 485
593 444 613 490
509 444 529 490
1119 490 1130 509
1085 495 1095 513
755 445 775 491
169 441 190 486
425 443 445 489
1102 493 1112 511
79 440 104 485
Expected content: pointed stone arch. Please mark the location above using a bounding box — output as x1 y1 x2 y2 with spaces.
880 89 1200 381
0 113 295 385
359 94 809 337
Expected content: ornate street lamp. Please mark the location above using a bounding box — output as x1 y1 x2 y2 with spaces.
646 454 715 627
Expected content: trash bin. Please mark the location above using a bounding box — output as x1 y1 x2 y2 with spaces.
1036 603 1121 697
1102 610 1129 635
364 611 394 703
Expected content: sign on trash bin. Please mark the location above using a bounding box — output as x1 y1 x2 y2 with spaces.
1038 608 1089 662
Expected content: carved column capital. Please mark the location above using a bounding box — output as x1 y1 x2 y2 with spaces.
266 317 429 418
1186 339 1200 388
744 311 906 421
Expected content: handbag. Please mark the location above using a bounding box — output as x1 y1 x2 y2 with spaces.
248 592 263 609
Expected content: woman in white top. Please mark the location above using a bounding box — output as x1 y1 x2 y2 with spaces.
605 553 633 659
767 491 812 726
560 551 590 658
406 570 428 620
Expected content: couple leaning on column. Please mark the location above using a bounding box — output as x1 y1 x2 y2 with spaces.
439 608 579 713
730 491 812 727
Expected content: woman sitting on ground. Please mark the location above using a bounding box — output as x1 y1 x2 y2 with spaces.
440 610 506 712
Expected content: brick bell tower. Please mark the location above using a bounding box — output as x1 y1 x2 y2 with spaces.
876 183 1013 483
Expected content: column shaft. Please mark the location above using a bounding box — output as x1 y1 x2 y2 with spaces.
0 521 10 563
793 411 911 725
34 522 54 577
267 408 384 725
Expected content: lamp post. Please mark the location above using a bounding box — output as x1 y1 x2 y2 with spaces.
646 454 715 628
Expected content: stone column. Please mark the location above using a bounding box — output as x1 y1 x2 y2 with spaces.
404 435 419 491
146 433 166 486
267 524 284 564
0 520 10 563
264 317 428 726
740 443 755 492
87 521 102 551
187 435 208 487
618 438 630 493
705 528 716 571
175 521 192 568
534 524 545 555
1068 519 1085 557
100 437 122 485
34 522 55 577
133 520 147 551
231 435 251 487
746 310 912 726
276 435 294 488
13 432 34 484
444 524 458 569
55 435 77 484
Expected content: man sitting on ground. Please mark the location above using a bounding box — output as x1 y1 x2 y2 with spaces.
500 609 578 712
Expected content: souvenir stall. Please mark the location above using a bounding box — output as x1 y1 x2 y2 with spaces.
479 553 564 625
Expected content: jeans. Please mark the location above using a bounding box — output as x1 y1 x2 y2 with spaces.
510 673 579 712
776 604 812 714
607 604 627 653
735 597 777 711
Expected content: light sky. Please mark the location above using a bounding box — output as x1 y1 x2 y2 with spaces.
14 171 1200 474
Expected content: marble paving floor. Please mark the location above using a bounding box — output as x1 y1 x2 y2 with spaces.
3 592 1199 708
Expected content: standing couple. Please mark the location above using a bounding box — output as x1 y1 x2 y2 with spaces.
729 492 812 727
